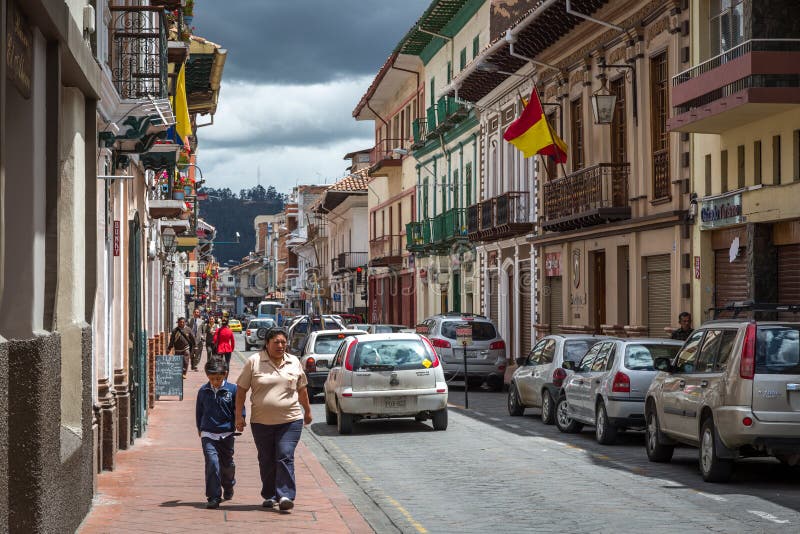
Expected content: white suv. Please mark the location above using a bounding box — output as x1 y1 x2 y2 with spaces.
324 333 448 434
419 313 507 391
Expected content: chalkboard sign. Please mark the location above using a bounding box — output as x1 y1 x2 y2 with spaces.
155 355 184 400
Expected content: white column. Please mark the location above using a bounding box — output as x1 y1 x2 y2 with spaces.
513 244 520 359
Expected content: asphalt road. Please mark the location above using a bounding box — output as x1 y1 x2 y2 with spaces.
232 335 800 534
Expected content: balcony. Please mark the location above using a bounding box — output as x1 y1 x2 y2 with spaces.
468 192 535 242
411 118 428 149
423 98 469 141
307 222 327 241
430 208 467 247
669 39 800 133
542 163 631 232
369 234 404 267
426 106 437 138
110 6 167 101
332 252 368 275
406 221 426 253
369 138 407 174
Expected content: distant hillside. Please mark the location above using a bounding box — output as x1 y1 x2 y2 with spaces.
199 185 284 264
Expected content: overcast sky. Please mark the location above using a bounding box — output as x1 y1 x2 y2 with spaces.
192 0 429 192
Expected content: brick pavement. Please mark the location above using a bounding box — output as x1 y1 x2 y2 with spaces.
79 349 373 534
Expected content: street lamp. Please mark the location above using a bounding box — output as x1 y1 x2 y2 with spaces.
591 77 616 125
162 227 177 253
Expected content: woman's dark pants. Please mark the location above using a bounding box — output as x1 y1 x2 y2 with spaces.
219 352 232 366
201 435 236 500
251 420 303 501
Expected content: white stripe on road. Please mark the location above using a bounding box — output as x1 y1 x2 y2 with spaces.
489 417 502 422
748 510 789 524
695 491 727 502
506 423 521 429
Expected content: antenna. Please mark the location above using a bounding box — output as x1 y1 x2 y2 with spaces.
257 166 261 187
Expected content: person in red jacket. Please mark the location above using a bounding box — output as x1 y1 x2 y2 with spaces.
214 319 236 366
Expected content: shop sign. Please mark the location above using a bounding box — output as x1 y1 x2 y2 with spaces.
113 220 120 256
545 252 561 277
333 293 341 302
694 256 701 279
700 192 744 230
7 1 32 99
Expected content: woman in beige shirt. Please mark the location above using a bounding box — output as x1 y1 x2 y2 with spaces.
235 328 312 512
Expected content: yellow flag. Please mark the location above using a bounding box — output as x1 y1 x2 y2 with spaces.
172 64 192 146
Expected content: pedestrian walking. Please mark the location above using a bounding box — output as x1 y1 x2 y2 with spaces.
214 319 235 367
188 308 207 371
234 328 312 512
167 317 196 379
671 311 693 341
206 316 219 359
196 358 242 509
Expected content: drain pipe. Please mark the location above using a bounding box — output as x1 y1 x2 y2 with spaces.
565 0 623 32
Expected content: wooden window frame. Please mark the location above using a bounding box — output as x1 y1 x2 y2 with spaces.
650 51 670 201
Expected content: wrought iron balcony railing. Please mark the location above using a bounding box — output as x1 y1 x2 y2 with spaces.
652 150 670 200
110 6 168 100
370 138 408 165
411 118 427 148
468 191 534 241
369 234 404 266
307 222 327 241
542 163 631 232
333 252 368 274
406 221 425 252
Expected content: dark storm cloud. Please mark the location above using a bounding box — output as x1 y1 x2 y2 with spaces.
193 0 430 84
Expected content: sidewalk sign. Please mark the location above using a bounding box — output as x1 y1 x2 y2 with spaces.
155 355 184 401
455 322 473 409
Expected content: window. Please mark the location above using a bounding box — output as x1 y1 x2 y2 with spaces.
423 178 429 218
570 98 584 172
447 61 452 84
610 77 627 164
441 320 497 340
756 326 800 375
674 330 705 373
592 343 613 371
312 333 349 355
754 140 762 185
429 78 435 108
564 340 597 363
624 343 681 371
540 339 557 364
441 175 447 213
545 112 558 179
577 344 602 372
737 145 745 188
705 154 712 195
472 35 479 58
651 51 670 199
452 169 459 209
527 339 547 365
713 330 738 372
720 149 728 192
773 135 782 184
696 330 723 373
459 48 467 70
465 162 473 205
353 339 432 370
709 0 744 57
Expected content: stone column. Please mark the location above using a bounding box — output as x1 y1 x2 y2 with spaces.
96 377 117 471
114 369 130 450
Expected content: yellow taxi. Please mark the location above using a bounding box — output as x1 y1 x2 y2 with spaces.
228 319 242 332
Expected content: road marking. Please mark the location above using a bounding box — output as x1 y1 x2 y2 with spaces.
506 423 521 429
489 417 502 422
695 491 727 502
386 496 428 533
472 411 485 416
593 454 610 461
748 510 789 524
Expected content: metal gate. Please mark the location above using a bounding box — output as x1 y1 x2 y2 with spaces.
488 271 499 324
714 248 748 316
778 244 800 321
128 213 147 440
646 255 671 338
548 276 563 334
520 265 532 356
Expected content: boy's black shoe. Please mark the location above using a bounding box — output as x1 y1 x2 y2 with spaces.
206 498 221 509
222 489 234 501
278 497 294 511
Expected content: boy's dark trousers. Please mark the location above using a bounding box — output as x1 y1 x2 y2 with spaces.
202 435 236 500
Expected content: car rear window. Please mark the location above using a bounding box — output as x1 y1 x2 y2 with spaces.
757 326 800 374
441 321 496 340
248 320 274 329
312 334 348 355
563 340 595 363
625 344 681 371
353 340 432 370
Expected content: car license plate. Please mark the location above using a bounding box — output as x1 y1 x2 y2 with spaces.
316 360 328 369
384 397 406 409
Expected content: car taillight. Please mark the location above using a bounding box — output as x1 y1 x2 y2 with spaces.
344 340 358 371
246 330 251 336
740 322 757 379
431 338 451 349
305 357 316 373
489 340 506 350
420 336 441 367
612 371 631 393
552 367 567 387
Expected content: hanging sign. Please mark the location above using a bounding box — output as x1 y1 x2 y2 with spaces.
113 220 120 256
7 1 33 99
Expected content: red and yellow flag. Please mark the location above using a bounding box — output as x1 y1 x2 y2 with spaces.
503 88 567 163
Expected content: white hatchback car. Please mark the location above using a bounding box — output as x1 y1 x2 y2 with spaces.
323 333 449 434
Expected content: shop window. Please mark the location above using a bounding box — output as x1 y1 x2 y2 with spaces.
754 140 762 185
709 0 744 58
773 135 782 184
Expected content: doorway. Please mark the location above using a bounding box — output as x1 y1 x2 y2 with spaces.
591 251 606 333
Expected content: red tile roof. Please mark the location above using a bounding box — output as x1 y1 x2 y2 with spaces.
328 170 369 192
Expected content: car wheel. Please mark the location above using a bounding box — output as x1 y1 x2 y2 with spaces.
595 401 618 445
700 417 733 482
645 408 674 463
507 385 525 416
431 408 448 431
325 399 337 425
541 390 555 425
555 396 583 433
336 401 353 435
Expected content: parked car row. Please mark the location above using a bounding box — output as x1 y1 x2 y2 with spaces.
509 316 800 483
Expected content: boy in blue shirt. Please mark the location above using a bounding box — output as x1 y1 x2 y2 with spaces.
196 358 242 509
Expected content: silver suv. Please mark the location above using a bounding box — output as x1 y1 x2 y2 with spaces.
645 317 800 482
419 313 506 391
243 318 276 351
508 335 609 423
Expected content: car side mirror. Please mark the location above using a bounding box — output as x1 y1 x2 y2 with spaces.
515 356 527 367
562 360 575 371
653 357 673 372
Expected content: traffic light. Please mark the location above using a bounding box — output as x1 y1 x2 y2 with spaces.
356 266 363 284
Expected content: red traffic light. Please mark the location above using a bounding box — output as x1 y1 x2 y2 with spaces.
356 267 362 273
